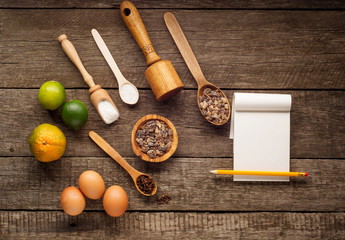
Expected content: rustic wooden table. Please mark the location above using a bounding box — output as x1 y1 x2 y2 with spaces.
1 0 345 239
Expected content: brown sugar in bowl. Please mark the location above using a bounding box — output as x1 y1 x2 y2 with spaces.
131 115 178 162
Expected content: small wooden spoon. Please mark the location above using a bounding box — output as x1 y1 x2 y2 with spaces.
164 12 231 126
89 131 157 196
58 34 120 124
91 29 139 105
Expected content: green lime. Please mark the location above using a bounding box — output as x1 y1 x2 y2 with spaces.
38 81 66 111
62 100 88 130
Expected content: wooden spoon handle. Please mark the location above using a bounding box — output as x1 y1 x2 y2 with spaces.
91 29 128 86
89 131 140 179
58 34 95 88
164 12 208 86
120 1 161 66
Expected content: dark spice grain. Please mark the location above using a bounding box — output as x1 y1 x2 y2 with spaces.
135 120 173 159
136 175 156 195
156 194 171 204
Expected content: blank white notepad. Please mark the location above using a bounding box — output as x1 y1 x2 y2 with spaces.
230 93 292 181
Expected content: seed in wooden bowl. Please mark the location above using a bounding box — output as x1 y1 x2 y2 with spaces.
135 120 173 159
136 175 156 195
199 88 229 124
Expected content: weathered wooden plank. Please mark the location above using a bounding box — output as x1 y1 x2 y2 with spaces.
1 211 344 239
1 89 344 159
1 0 345 9
2 10 345 89
0 157 344 211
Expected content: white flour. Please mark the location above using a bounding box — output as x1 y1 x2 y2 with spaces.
120 84 139 105
98 100 119 124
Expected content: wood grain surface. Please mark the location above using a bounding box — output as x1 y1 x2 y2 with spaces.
2 10 345 89
1 0 345 9
1 212 344 239
0 157 344 211
1 0 344 239
1 90 344 158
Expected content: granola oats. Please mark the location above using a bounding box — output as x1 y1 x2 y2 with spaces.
135 120 173 158
199 88 229 124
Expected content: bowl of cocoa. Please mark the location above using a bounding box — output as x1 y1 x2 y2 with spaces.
131 115 178 162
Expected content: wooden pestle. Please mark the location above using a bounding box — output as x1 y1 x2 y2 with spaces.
58 34 119 124
120 1 184 101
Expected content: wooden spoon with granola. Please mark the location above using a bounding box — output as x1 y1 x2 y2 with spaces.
164 12 230 125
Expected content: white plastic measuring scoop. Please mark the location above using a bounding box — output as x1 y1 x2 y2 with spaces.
92 29 139 105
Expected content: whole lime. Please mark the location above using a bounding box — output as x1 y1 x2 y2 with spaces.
62 100 88 130
38 81 66 111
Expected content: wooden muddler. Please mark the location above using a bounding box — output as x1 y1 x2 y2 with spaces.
120 1 184 101
58 34 119 124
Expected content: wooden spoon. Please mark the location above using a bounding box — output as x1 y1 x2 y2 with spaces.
58 34 120 124
89 131 157 196
164 12 231 126
91 29 139 105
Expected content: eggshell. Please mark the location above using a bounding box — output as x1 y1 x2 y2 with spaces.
60 186 85 216
103 185 128 217
78 170 105 200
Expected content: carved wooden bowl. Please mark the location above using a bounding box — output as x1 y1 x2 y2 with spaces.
131 114 178 162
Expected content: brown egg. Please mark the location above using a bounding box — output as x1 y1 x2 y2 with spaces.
60 186 85 216
78 170 105 200
103 185 128 217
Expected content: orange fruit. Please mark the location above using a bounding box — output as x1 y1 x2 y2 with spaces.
29 123 66 162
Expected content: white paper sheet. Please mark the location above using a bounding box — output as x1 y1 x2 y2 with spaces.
230 93 292 181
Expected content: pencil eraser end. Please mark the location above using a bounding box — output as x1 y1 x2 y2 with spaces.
305 172 308 177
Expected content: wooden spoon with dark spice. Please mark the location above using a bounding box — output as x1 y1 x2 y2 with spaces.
89 131 157 196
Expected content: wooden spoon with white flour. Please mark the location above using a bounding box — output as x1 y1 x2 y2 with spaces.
92 29 139 105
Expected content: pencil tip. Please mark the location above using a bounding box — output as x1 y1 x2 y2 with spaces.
210 170 217 174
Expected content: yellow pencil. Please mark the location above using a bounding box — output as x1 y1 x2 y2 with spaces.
210 170 308 177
